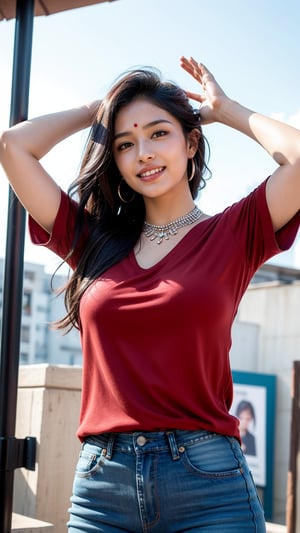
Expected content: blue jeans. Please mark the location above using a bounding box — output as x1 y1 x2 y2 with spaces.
67 430 266 532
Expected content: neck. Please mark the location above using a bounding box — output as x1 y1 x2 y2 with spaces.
144 204 201 224
144 192 195 226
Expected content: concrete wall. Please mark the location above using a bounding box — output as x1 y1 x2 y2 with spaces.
12 513 53 532
13 365 82 532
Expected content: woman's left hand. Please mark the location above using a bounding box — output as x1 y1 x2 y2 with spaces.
180 56 229 124
180 58 300 232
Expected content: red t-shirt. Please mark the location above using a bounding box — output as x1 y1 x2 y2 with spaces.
29 180 300 442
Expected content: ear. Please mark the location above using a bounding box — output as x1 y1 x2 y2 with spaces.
187 129 200 158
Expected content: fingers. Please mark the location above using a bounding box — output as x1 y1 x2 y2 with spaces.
180 56 212 84
180 56 208 104
180 56 198 78
184 90 203 104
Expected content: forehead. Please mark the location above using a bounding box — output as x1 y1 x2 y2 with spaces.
114 98 176 130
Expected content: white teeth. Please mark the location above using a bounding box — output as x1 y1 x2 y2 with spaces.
140 167 164 178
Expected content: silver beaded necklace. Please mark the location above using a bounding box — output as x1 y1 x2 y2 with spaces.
143 205 202 245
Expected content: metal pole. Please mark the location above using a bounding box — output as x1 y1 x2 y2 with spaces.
0 0 35 531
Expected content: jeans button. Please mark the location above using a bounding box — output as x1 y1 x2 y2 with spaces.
136 435 147 446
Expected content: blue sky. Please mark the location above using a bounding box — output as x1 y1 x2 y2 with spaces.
0 0 300 270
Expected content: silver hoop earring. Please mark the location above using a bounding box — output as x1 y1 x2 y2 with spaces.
117 179 136 203
188 158 196 182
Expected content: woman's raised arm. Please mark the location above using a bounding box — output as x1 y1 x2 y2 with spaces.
0 101 99 234
180 56 300 231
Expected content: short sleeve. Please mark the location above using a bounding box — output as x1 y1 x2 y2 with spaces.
28 189 86 270
227 179 300 268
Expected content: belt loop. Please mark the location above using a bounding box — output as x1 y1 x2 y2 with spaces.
166 431 180 460
105 434 115 460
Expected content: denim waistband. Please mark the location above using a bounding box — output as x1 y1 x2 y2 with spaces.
85 429 218 460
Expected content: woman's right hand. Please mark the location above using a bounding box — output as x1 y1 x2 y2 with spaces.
86 100 102 122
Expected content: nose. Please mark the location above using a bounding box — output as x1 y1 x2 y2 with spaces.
137 140 155 162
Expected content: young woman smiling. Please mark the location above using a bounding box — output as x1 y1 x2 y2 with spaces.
1 56 299 532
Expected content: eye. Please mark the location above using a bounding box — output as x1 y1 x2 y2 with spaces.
152 130 168 139
117 141 133 151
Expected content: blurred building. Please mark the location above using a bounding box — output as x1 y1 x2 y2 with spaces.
0 258 300 367
0 259 81 366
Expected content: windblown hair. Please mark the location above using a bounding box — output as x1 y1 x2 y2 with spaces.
56 67 211 331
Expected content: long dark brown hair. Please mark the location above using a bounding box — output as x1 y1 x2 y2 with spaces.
56 68 210 331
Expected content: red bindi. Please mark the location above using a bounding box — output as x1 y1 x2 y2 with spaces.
133 123 138 127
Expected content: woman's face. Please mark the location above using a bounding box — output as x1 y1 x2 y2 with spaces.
238 409 253 431
113 98 196 202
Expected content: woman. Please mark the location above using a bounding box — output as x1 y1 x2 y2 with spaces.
236 400 257 456
1 56 299 532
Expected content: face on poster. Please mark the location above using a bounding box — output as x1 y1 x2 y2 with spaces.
231 383 267 487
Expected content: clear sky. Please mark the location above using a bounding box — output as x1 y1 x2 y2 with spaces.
0 0 300 271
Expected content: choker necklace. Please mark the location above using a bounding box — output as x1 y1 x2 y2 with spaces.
143 205 202 244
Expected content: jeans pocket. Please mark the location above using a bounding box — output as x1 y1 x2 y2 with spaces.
181 434 242 478
75 442 106 478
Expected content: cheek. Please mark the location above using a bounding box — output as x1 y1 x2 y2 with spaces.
114 154 135 181
116 159 126 176
113 152 125 173
171 138 190 163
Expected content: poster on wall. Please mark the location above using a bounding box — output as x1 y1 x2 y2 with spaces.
231 383 267 486
231 371 276 495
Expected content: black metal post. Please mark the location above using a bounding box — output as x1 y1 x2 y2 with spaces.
0 0 35 531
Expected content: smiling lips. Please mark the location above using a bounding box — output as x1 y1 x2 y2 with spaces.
138 166 165 179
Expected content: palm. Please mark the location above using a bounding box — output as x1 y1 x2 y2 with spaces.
180 56 227 124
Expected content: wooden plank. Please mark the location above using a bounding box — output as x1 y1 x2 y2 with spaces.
286 361 300 533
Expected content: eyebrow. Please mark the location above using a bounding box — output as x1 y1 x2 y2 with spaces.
113 119 173 141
